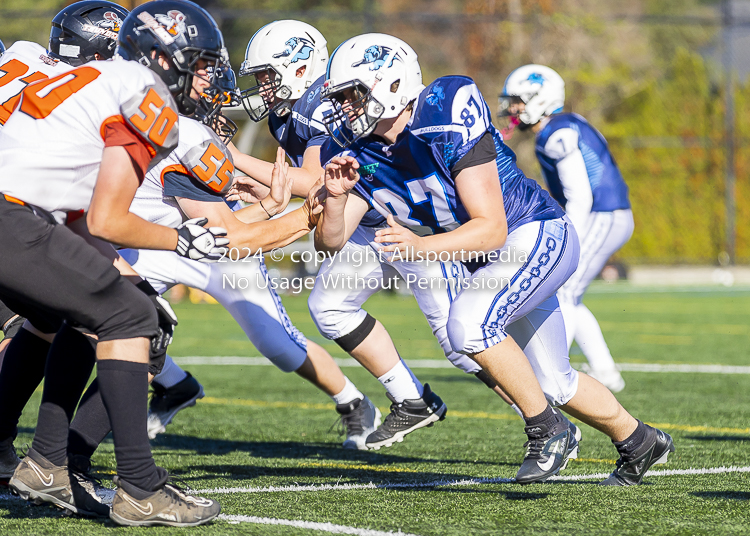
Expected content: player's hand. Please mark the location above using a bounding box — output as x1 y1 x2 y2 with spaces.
374 214 426 260
175 217 229 263
226 176 270 204
324 156 360 197
261 147 293 217
302 175 327 229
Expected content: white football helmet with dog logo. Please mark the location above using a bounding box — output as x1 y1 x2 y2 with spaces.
239 20 328 121
499 64 565 127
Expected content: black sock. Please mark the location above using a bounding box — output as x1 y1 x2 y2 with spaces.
67 379 112 468
524 405 562 433
613 419 648 455
97 360 164 493
0 328 50 440
31 324 97 466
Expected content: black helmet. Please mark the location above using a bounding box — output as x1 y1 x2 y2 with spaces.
198 63 239 144
49 1 129 66
0 40 5 57
116 0 225 116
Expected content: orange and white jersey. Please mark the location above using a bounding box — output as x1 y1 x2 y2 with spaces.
131 116 235 228
0 41 73 127
0 57 179 222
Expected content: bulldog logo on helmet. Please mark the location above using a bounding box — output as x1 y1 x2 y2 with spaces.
351 45 400 71
272 37 315 63
526 72 545 84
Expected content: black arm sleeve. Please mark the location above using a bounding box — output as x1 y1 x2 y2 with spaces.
450 131 497 179
163 171 224 203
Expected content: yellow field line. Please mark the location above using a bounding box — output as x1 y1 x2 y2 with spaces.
199 397 750 435
298 461 417 473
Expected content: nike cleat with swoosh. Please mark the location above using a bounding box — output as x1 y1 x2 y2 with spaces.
515 418 580 485
110 477 220 527
600 425 675 486
8 448 109 517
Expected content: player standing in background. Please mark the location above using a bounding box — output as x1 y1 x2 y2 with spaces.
0 0 229 524
318 33 674 485
499 64 632 392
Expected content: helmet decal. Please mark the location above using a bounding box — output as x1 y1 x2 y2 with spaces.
272 36 314 63
526 72 545 84
155 10 189 37
425 82 445 112
351 45 400 71
81 11 123 40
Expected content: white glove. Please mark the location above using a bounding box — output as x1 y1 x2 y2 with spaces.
175 217 229 263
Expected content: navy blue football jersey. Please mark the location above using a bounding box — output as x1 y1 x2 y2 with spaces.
267 75 331 167
320 76 564 237
535 113 630 212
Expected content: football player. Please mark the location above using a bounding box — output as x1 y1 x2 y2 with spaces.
317 33 674 486
498 64 632 392
0 0 230 525
237 21 523 451
0 0 132 493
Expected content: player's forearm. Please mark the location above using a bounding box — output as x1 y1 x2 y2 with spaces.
421 217 507 257
229 207 311 251
232 151 317 198
314 195 349 253
87 211 178 251
233 202 272 224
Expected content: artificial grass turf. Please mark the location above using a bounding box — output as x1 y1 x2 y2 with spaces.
2 288 749 535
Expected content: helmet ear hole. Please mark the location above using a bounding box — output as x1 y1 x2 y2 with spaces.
390 79 400 93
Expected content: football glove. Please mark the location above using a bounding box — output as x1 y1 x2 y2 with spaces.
175 217 229 263
136 280 178 360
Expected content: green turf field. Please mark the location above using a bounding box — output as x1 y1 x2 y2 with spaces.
3 286 750 535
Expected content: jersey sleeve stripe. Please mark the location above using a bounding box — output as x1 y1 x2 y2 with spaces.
160 164 190 187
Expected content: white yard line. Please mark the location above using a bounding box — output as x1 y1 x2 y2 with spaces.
220 514 420 536
174 356 750 374
195 465 750 494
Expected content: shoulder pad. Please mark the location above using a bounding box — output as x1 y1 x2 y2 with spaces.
180 122 235 196
120 75 179 159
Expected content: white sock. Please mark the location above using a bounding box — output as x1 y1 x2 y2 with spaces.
378 360 423 403
153 355 188 388
331 377 364 405
574 303 618 371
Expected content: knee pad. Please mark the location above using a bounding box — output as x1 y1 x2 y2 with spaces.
307 295 368 341
446 315 471 356
333 313 376 353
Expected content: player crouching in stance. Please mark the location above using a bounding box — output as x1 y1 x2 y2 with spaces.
499 65 632 393
0 0 229 525
318 34 674 485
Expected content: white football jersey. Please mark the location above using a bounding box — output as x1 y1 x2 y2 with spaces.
131 116 235 228
0 57 179 223
0 41 73 127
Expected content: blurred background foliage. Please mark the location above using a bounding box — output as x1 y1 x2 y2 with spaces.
2 0 746 264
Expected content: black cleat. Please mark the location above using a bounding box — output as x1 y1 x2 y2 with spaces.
365 384 447 450
336 396 381 450
0 437 21 487
516 418 580 485
147 372 204 439
600 425 675 486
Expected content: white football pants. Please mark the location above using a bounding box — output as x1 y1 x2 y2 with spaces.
446 217 581 406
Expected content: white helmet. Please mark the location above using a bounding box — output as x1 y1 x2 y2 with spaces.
498 64 565 126
239 20 328 121
322 33 423 147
